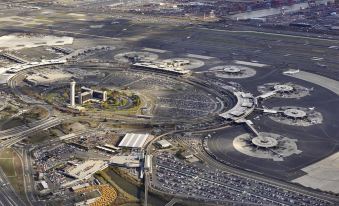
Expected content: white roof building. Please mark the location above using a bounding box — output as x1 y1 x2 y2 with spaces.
40 181 49 190
64 160 107 180
71 183 90 191
155 139 172 148
118 133 150 148
109 156 141 168
144 155 152 170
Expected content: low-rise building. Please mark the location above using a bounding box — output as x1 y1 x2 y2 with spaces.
155 139 172 149
118 133 150 148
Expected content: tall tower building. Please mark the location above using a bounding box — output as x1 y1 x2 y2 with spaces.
70 80 76 107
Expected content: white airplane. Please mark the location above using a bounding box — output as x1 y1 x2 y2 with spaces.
309 107 315 111
283 69 300 75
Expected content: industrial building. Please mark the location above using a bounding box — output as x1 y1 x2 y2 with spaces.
118 133 150 148
155 139 172 149
63 160 107 180
179 151 194 159
37 181 49 191
103 144 120 150
109 155 141 168
95 146 115 154
70 183 90 191
95 144 120 154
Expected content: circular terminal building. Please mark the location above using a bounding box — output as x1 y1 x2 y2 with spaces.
232 132 301 161
269 106 323 126
274 84 294 93
283 108 307 119
258 82 310 99
251 136 278 148
208 65 256 79
223 67 241 74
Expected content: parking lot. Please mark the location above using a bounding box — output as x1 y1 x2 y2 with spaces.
152 152 332 206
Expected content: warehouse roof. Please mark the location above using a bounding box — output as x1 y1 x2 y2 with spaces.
156 139 172 148
118 133 149 148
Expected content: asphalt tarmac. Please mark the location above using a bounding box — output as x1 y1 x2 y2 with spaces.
1 5 339 190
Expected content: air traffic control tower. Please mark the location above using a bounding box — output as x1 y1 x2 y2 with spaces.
70 80 76 107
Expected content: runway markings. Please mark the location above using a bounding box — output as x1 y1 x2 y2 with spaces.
142 47 168 53
234 60 269 68
292 152 339 194
285 70 339 95
186 53 214 60
17 25 121 41
197 27 339 43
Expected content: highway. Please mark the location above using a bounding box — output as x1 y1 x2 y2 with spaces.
0 64 58 206
0 168 26 206
165 198 180 206
0 117 61 149
0 118 60 206
1 61 57 204
0 124 30 138
0 97 9 112
0 53 28 64
15 147 42 206
0 114 55 138
0 118 54 136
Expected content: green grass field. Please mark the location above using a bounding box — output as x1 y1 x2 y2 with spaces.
0 158 16 177
0 149 26 203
